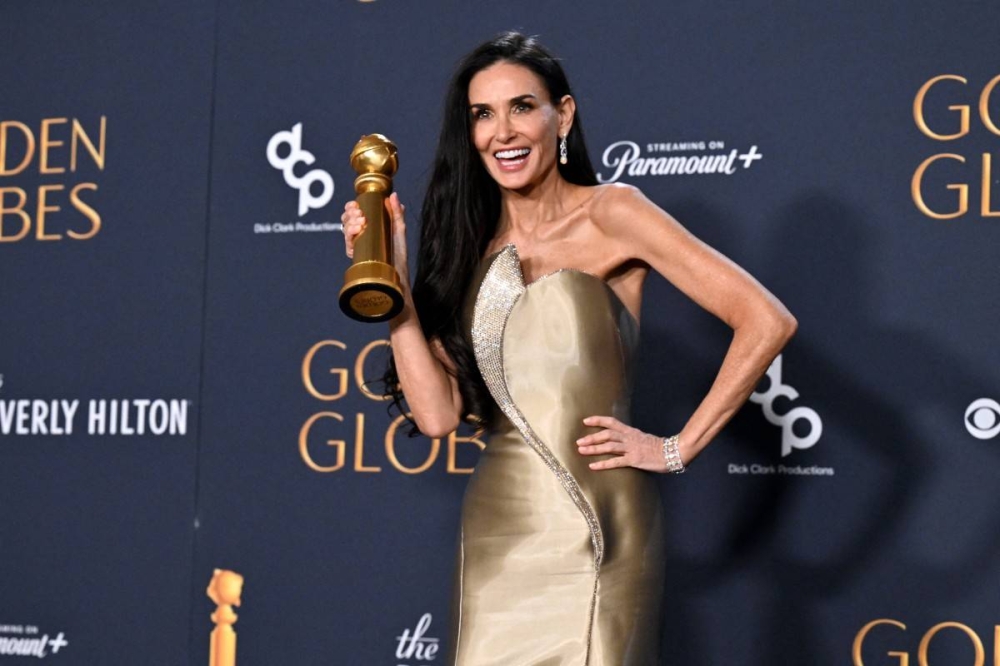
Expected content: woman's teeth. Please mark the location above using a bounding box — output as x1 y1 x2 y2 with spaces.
495 148 531 160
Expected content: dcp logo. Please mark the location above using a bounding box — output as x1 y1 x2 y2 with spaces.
749 354 823 457
965 398 1000 440
266 123 334 216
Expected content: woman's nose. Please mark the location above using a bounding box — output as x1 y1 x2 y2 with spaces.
495 114 513 142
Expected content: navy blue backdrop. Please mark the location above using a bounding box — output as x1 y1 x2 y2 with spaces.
2 1 999 664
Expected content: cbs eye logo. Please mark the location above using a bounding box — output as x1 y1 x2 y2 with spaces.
965 398 1000 440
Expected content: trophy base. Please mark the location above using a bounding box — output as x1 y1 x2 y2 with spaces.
339 261 405 323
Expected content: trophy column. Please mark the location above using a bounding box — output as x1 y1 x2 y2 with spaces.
338 134 405 322
206 569 243 666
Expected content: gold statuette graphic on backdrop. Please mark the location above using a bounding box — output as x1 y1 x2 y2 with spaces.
207 568 243 666
338 134 405 322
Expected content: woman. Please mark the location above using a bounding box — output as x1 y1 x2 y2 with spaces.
343 32 796 666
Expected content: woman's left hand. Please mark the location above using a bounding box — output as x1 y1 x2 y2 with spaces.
576 416 674 473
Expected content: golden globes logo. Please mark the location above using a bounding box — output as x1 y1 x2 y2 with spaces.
854 618 999 665
298 339 484 474
0 115 105 242
912 75 1000 219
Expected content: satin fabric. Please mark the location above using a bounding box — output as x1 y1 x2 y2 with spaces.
450 247 665 665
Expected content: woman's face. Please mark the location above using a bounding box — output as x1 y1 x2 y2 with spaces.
468 61 574 192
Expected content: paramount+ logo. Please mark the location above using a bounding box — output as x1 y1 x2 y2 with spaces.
0 624 69 660
0 116 105 243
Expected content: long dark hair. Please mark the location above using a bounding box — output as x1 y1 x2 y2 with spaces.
386 31 598 432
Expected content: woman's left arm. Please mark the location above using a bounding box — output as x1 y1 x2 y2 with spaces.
577 185 798 473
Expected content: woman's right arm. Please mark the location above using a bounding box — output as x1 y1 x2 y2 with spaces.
342 193 463 437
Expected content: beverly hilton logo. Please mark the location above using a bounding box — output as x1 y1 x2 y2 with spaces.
0 373 189 437
597 139 763 183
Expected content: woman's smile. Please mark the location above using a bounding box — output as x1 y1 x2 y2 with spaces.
494 147 532 171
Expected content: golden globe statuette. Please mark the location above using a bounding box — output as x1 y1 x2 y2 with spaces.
339 134 405 322
207 568 244 666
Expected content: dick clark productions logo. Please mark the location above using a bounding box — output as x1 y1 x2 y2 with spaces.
266 123 334 216
749 354 823 457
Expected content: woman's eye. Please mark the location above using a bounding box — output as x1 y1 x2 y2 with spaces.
472 109 491 120
513 103 531 113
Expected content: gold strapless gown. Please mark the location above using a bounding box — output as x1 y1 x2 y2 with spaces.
449 245 665 665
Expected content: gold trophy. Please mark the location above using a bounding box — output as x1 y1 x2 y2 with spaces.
207 568 244 666
338 134 405 322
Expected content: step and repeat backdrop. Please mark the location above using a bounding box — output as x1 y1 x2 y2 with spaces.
2 1 999 664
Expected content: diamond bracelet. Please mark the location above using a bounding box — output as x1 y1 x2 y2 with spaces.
662 434 686 474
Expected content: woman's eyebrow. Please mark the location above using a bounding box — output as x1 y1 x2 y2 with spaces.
469 93 539 109
509 94 538 104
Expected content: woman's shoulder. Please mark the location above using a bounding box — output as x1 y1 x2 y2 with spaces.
586 182 658 232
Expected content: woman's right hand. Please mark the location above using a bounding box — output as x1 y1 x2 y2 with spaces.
341 200 367 260
341 193 460 433
341 193 409 277
342 192 412 301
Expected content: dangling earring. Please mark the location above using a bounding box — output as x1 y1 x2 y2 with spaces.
559 135 568 165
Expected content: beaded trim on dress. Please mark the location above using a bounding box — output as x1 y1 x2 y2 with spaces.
469 244 605 570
